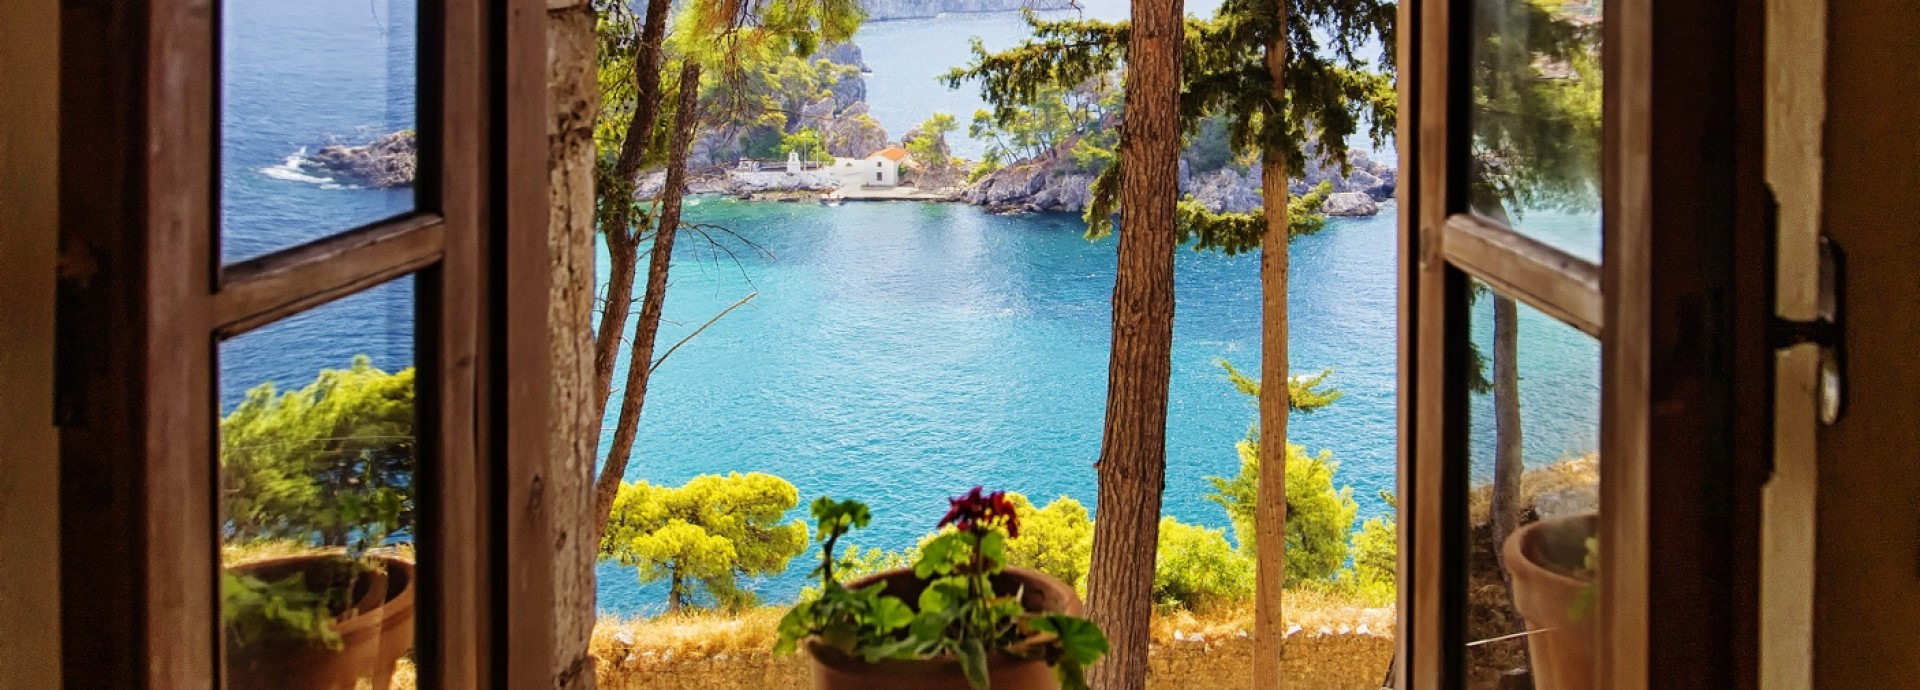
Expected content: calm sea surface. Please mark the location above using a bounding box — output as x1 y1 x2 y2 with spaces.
217 0 1598 617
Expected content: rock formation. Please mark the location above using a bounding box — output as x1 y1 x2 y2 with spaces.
860 0 1080 21
306 130 418 188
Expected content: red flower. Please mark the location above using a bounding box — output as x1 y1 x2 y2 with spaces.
938 486 1021 539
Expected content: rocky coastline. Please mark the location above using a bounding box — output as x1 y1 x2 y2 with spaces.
967 146 1396 217
860 0 1080 21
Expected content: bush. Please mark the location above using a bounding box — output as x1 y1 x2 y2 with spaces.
1153 517 1255 611
1343 514 1397 606
601 472 809 612
1005 494 1095 592
220 355 415 549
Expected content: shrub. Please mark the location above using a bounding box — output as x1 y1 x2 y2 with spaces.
1344 513 1397 606
219 355 414 549
1153 517 1255 611
601 472 809 612
1004 494 1094 592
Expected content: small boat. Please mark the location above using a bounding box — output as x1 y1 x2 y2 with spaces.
819 195 843 207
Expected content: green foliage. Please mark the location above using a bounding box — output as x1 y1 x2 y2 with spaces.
1344 513 1397 606
947 3 1394 240
1218 358 1343 415
776 492 1108 690
1003 494 1094 592
968 158 1002 184
220 570 343 650
600 473 809 611
957 77 1119 170
220 355 414 550
1153 517 1256 611
905 112 960 167
1183 116 1240 174
779 127 835 163
1207 439 1359 586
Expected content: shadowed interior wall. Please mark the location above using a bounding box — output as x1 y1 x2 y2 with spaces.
1814 0 1920 686
0 0 62 685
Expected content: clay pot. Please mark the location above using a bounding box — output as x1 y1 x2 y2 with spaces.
805 566 1083 690
1503 513 1598 690
225 553 417 690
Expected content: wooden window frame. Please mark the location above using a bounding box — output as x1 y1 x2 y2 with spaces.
1394 0 1767 687
54 0 554 686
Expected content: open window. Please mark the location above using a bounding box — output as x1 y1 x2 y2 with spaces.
1395 0 1766 686
54 0 553 686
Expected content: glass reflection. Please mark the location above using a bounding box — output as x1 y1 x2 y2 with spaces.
1468 0 1603 262
219 278 417 690
221 0 418 263
1463 282 1600 688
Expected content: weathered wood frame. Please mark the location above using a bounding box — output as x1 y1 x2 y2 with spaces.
1394 0 1765 686
54 0 554 685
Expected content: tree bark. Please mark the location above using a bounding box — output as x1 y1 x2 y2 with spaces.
547 0 601 686
1084 1 1182 688
592 0 674 427
1252 7 1291 687
592 61 704 532
1491 295 1522 561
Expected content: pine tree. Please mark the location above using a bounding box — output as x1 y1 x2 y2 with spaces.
600 472 810 612
945 3 1392 685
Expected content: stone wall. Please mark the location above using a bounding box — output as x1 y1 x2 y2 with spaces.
596 632 1393 690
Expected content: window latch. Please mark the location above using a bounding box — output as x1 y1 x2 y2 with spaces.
1768 233 1846 425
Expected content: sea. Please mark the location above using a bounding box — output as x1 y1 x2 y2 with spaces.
215 0 1600 617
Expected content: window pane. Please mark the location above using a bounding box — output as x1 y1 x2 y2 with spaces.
220 0 418 264
1462 283 1600 688
218 278 418 689
1467 0 1603 262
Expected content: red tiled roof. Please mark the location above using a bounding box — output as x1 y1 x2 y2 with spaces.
869 147 910 162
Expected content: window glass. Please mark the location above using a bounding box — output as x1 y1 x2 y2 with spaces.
218 277 418 689
1462 282 1601 687
1467 0 1603 262
221 0 419 264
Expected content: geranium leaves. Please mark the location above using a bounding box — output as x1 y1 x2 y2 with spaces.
775 492 1109 690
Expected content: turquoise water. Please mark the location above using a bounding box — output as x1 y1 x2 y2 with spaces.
592 199 1600 616
210 0 1598 619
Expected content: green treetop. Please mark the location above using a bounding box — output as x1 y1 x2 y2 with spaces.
944 4 1394 251
220 355 415 550
600 472 810 612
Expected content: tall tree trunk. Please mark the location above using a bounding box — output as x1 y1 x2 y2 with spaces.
592 0 674 428
1491 293 1522 560
592 61 705 531
1084 1 1182 688
1252 8 1291 687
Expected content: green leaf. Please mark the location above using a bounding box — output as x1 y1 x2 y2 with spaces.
871 596 915 632
979 530 1007 570
1030 614 1108 666
958 637 990 690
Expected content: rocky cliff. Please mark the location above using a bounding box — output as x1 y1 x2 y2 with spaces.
861 0 1079 21
967 146 1397 217
305 130 418 188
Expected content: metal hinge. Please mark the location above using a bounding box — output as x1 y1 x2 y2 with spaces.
1769 233 1847 425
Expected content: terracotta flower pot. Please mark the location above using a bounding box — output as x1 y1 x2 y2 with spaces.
805 566 1083 690
1503 513 1598 690
225 553 417 690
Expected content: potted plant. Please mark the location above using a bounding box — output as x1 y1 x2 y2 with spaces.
775 488 1109 690
222 549 416 690
218 360 420 689
1502 511 1598 690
